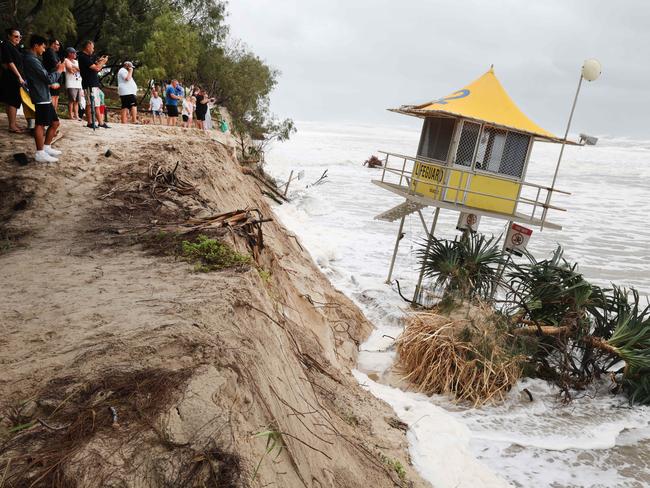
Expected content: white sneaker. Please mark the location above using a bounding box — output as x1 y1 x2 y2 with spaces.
35 151 58 163
44 146 62 156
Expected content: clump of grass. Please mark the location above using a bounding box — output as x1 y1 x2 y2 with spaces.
258 268 272 283
396 304 524 406
251 426 284 481
341 410 360 426
181 234 251 272
0 226 30 254
379 453 407 482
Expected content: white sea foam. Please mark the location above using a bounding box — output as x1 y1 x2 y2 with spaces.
353 370 512 488
265 121 650 487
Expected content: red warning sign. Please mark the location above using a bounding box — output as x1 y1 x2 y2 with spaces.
456 212 481 233
505 223 532 256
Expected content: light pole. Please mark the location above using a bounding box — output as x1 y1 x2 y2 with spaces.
541 58 601 230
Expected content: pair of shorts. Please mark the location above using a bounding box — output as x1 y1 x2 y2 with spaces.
86 87 101 107
67 88 81 101
151 110 162 116
196 112 206 121
35 103 59 126
50 86 60 96
182 114 189 122
167 105 179 117
120 94 137 109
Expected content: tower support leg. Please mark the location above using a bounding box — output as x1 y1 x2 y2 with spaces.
413 207 441 304
385 214 406 284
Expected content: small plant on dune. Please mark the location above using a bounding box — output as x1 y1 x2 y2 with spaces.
181 235 251 272
417 233 504 301
258 268 272 283
251 427 284 481
379 453 407 483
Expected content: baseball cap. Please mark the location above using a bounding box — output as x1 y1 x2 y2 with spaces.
66 47 76 54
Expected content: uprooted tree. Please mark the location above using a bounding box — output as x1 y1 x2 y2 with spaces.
398 232 650 406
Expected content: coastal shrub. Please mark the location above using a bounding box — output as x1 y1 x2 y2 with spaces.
258 268 272 283
379 453 407 483
413 235 650 405
505 246 598 327
181 235 251 272
417 233 504 301
504 248 650 403
396 304 524 406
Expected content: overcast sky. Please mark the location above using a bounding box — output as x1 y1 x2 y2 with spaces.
227 0 649 138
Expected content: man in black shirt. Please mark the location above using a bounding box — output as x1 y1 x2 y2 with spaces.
0 28 26 133
42 38 62 110
78 40 109 128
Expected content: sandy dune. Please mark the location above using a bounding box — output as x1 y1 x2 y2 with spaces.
0 118 427 487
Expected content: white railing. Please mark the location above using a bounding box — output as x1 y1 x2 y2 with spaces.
376 151 570 225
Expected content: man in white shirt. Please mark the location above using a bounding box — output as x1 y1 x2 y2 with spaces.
117 60 138 124
63 47 83 120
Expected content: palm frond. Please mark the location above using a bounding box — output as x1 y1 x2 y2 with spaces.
416 233 504 301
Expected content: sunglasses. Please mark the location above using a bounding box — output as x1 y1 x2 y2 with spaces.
12 34 22 39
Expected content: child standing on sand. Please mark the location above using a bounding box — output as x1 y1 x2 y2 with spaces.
148 90 163 125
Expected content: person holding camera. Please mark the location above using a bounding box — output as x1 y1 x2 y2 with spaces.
42 38 62 110
78 40 109 129
194 88 215 130
117 60 138 124
22 34 66 163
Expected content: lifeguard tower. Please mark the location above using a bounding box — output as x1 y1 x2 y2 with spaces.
374 65 599 300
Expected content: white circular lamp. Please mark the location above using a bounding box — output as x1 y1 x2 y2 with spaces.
582 58 602 81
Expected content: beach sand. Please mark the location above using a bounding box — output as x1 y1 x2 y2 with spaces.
0 117 428 487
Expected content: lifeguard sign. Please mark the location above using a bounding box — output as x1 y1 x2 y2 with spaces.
373 67 575 299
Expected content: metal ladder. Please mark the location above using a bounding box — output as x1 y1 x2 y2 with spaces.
374 200 427 222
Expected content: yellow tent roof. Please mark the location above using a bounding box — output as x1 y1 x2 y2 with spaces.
392 68 562 142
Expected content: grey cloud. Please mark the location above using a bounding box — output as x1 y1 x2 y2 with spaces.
228 0 650 137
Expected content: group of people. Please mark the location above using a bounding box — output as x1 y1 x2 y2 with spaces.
148 81 217 129
1 27 223 163
0 28 114 162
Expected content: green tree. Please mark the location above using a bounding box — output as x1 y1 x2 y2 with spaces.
0 0 76 38
141 9 199 82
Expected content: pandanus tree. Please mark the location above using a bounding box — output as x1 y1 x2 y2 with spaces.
414 235 650 404
416 233 504 301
